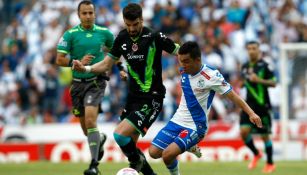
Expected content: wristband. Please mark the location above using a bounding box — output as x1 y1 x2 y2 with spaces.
68 59 73 67
85 66 92 73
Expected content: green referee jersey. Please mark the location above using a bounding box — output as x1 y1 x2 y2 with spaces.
57 24 114 78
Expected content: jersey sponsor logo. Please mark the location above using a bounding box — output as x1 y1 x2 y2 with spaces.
142 34 151 37
121 44 127 50
200 71 210 80
86 33 92 37
135 111 145 121
87 95 93 104
190 131 198 141
137 120 142 126
181 76 186 83
58 37 67 47
127 53 144 61
132 43 138 52
222 80 228 86
179 130 189 138
162 130 175 138
194 88 206 93
215 72 223 78
159 32 167 39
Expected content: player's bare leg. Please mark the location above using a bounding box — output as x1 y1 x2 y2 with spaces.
240 126 261 169
163 143 182 175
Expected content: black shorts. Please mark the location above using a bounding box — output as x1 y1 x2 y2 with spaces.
70 77 107 117
120 96 164 136
240 107 272 134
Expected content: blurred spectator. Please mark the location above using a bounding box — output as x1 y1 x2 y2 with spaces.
2 0 307 125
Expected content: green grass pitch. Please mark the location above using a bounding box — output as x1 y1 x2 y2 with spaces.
0 161 306 175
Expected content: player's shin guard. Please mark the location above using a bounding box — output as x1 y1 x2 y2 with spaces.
167 159 180 175
87 128 101 161
244 134 259 155
264 140 273 164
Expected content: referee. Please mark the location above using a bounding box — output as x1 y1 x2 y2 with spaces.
56 1 114 175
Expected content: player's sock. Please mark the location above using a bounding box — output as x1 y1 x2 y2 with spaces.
113 133 140 162
87 128 101 161
167 159 180 175
264 140 273 164
244 134 259 155
137 148 155 175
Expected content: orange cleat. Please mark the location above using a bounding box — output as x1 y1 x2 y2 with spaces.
248 151 263 170
262 163 276 173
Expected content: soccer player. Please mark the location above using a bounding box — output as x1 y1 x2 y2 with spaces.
240 41 277 173
72 3 180 175
148 41 263 175
56 1 114 174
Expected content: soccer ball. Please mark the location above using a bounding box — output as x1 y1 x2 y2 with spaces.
116 168 139 175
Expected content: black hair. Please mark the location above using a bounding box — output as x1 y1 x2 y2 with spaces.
245 40 259 47
123 3 142 20
178 41 201 59
77 0 94 13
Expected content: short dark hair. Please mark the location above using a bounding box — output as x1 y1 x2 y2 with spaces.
77 0 94 13
178 41 201 59
123 3 142 20
245 40 259 47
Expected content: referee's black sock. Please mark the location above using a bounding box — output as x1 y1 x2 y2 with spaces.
244 134 259 155
264 140 273 164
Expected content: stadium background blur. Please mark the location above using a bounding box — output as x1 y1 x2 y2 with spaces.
1 0 307 164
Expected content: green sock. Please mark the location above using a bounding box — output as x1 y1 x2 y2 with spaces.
87 128 100 161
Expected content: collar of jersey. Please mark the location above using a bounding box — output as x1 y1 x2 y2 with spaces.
129 27 144 42
78 24 96 31
190 64 204 78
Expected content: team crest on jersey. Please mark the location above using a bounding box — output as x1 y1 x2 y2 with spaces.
197 79 205 88
179 130 189 138
132 43 138 52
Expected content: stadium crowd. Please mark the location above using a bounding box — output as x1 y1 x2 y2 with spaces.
1 0 307 125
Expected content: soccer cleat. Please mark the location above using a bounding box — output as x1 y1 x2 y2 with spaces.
84 160 101 175
262 163 276 173
187 145 202 158
248 151 263 170
98 133 107 161
129 153 145 172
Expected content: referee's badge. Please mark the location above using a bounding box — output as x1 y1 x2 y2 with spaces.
132 43 138 52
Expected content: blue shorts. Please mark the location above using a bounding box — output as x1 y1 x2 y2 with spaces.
152 121 204 152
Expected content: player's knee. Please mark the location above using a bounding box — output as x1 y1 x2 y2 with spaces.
162 150 174 165
113 132 131 146
240 129 249 139
148 146 162 159
85 118 97 129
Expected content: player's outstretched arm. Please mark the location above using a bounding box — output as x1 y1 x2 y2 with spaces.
225 90 263 128
72 55 116 74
